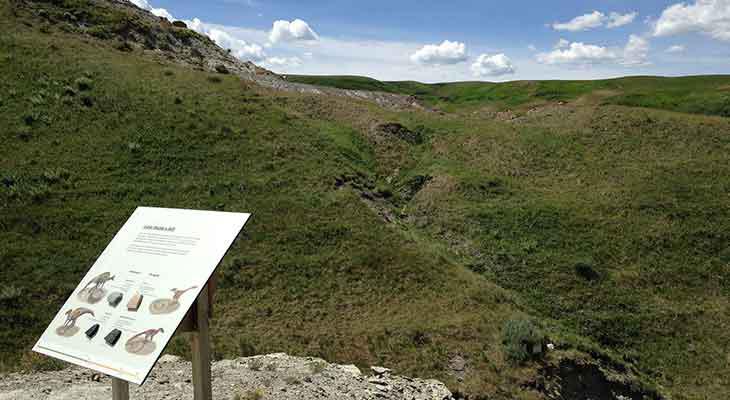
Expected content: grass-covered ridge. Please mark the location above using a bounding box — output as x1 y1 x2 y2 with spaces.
288 74 730 117
3 2 730 399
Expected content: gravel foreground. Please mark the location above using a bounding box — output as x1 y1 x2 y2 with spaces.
0 353 453 400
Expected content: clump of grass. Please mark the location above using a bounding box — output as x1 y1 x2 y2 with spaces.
208 75 223 83
232 389 264 400
308 361 327 375
502 318 545 363
0 285 23 302
75 76 93 91
42 168 70 184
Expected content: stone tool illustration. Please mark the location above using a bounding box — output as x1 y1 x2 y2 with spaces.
55 307 95 337
127 292 143 312
77 272 115 304
149 286 198 314
105 329 122 347
125 328 165 355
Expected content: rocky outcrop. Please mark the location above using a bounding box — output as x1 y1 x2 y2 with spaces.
15 0 421 110
0 353 453 400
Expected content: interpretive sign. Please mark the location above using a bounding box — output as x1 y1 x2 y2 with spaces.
33 207 250 385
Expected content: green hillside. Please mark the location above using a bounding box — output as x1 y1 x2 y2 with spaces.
2 2 730 400
288 74 730 116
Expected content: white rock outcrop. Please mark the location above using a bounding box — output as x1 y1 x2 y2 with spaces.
0 353 453 400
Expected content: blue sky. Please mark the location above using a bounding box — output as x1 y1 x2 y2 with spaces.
132 0 730 82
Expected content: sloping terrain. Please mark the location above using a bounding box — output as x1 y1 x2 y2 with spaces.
288 74 730 116
2 2 729 400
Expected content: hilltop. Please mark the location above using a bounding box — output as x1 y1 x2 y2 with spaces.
2 1 729 400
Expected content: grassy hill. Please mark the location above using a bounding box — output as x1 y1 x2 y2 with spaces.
2 2 730 399
288 74 730 117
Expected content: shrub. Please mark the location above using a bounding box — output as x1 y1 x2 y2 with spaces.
80 94 93 107
88 25 113 40
502 318 545 363
208 75 223 83
75 77 93 91
115 41 134 52
574 262 600 281
238 338 256 356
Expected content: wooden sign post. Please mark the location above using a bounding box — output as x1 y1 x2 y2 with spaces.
33 208 248 400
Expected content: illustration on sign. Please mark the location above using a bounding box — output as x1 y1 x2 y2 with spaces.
33 207 250 385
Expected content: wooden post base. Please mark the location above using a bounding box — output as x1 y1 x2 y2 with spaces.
112 377 129 400
190 285 213 400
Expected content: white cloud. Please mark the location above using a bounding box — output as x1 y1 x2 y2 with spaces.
128 0 174 21
269 19 319 44
552 10 638 31
265 56 303 67
607 11 637 28
653 0 730 41
527 44 537 51
471 54 516 77
621 35 650 66
666 44 686 52
555 38 570 49
537 35 650 67
537 42 618 64
410 40 468 65
188 18 266 61
552 11 606 31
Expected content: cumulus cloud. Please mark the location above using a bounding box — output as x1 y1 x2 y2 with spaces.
552 11 606 31
410 40 468 65
527 44 537 51
470 54 516 77
607 12 638 28
269 19 319 44
621 35 650 66
653 0 730 41
128 0 174 21
666 44 686 52
537 42 617 64
552 10 637 31
188 18 266 61
537 35 650 67
555 38 571 49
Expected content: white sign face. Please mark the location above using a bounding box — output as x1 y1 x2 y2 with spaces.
33 207 250 385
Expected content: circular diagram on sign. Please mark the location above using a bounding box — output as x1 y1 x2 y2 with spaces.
125 328 164 356
148 287 197 315
149 298 180 315
77 287 106 304
125 337 157 355
55 325 80 337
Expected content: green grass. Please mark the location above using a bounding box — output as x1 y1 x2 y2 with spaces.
3 2 730 400
288 74 730 116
